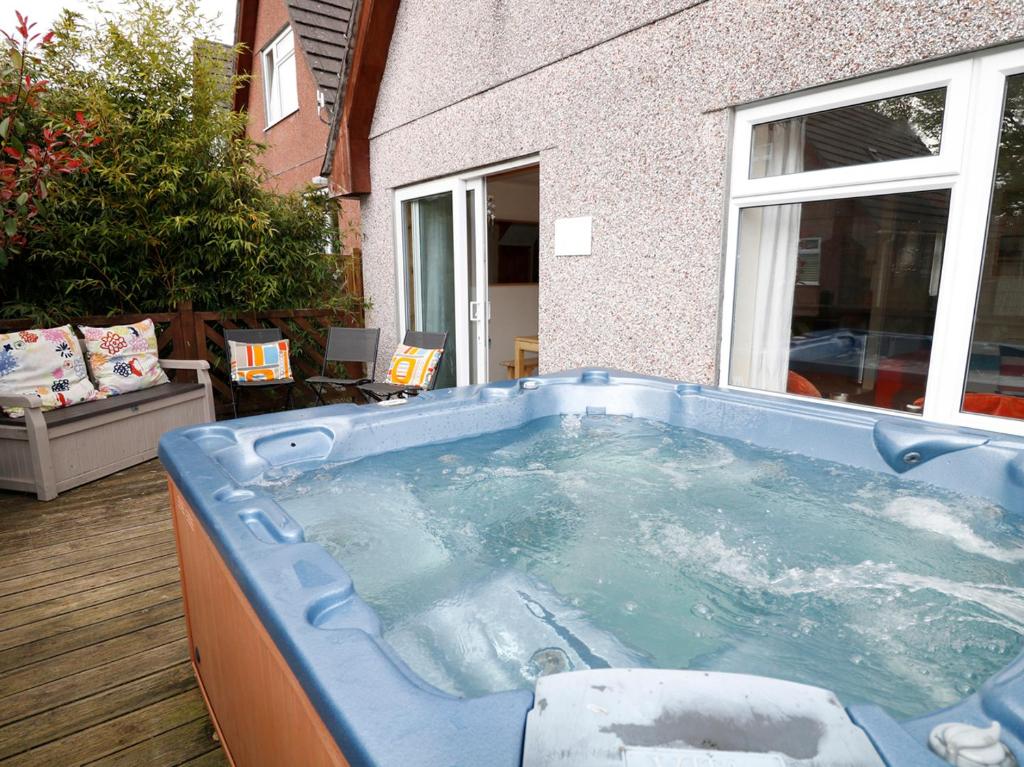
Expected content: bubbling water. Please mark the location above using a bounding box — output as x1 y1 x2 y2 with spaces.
264 415 1024 719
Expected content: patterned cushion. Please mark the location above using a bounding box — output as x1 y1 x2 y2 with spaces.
385 345 442 388
0 325 101 416
80 319 169 396
229 339 292 382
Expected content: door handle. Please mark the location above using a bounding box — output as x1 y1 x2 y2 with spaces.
469 301 481 322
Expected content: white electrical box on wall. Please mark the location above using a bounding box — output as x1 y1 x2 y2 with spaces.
554 216 592 256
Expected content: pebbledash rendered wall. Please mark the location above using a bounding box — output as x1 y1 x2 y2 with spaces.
358 0 1024 383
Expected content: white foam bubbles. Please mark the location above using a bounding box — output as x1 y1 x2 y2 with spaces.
860 497 1024 563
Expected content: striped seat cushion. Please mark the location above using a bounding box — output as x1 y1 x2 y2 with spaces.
229 339 292 382
385 345 442 389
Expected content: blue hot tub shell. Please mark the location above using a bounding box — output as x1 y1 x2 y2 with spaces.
158 369 1024 766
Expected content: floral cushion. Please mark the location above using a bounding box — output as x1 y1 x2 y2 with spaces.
0 325 101 416
229 339 292 382
80 319 169 396
385 344 442 389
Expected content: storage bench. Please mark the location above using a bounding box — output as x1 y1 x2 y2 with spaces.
0 359 215 501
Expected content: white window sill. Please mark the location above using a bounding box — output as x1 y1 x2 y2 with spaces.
264 106 299 131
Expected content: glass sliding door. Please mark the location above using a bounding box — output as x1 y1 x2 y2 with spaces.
466 179 489 385
400 190 459 388
395 158 539 390
962 73 1024 421
395 175 482 389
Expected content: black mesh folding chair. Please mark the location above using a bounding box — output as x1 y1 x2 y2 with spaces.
359 330 448 402
224 328 295 418
306 327 381 405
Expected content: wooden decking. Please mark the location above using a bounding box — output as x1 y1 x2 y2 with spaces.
0 461 227 766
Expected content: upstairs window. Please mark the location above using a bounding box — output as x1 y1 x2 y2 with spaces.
722 49 1024 435
263 26 298 127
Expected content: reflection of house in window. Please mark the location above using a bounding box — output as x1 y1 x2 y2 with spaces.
800 91 943 171
750 88 944 178
787 190 949 410
790 121 947 403
796 237 821 286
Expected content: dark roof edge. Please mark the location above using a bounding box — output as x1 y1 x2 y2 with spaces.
231 0 258 114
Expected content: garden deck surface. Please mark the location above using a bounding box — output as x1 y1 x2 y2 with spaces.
0 460 227 766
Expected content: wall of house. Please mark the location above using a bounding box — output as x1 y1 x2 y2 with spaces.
359 0 1024 382
245 0 330 194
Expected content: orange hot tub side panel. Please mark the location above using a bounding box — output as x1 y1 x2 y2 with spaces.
169 479 349 767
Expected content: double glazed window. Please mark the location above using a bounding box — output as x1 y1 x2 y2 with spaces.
262 26 298 127
723 49 1024 434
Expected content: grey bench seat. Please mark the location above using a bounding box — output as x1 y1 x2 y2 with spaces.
0 382 207 428
0 359 215 501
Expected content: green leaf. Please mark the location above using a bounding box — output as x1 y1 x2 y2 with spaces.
16 192 28 207
0 117 9 140
4 218 17 238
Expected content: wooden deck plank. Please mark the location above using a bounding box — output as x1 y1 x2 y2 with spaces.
0 547 179 612
0 509 174 556
0 539 177 597
0 578 183 650
175 745 231 767
0 636 191 726
0 662 197 759
0 518 173 571
0 461 225 765
3 688 210 766
0 620 186 701
0 463 167 536
0 598 183 673
86 717 222 767
0 529 173 584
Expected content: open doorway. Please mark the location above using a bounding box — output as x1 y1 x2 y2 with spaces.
484 166 539 381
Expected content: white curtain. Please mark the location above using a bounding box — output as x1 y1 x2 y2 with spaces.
414 193 456 388
731 120 805 392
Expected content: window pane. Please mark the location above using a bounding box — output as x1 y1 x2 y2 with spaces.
264 48 277 123
730 190 951 413
403 193 456 388
277 29 294 56
962 74 1024 421
749 89 945 179
278 52 298 116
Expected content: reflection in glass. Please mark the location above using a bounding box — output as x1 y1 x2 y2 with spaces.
403 192 456 388
730 191 951 412
750 89 945 179
963 74 1024 421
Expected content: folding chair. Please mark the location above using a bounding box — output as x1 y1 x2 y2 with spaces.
224 328 295 418
359 330 448 402
306 327 381 405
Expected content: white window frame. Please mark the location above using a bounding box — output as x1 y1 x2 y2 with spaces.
720 46 1024 437
262 26 299 129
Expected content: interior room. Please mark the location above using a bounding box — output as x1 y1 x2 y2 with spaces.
484 166 540 381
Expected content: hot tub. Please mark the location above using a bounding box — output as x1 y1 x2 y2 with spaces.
159 369 1024 767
